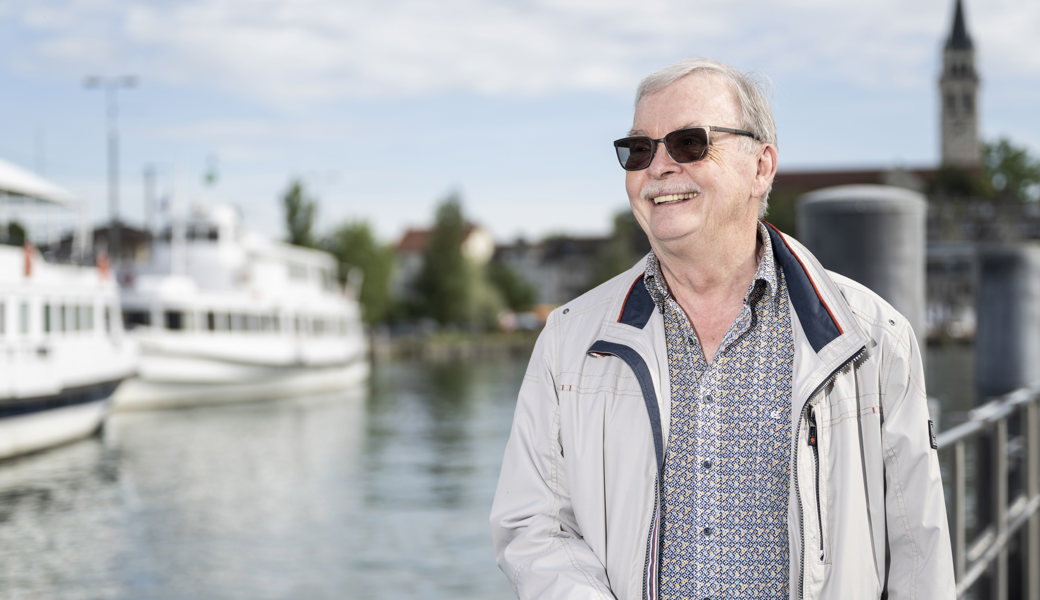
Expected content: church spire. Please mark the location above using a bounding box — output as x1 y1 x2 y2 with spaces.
945 0 973 51
940 0 980 168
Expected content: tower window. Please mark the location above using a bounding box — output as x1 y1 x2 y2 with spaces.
963 94 973 114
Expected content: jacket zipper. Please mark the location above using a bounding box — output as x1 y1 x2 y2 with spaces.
642 480 660 600
796 347 865 599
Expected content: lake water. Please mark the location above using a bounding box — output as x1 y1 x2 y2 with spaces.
0 359 523 600
0 345 977 600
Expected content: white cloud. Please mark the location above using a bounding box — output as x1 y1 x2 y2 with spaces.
9 3 1023 114
9 0 1035 107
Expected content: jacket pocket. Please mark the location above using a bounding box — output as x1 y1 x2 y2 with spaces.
807 405 825 563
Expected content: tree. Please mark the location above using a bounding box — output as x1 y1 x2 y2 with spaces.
282 178 317 248
487 260 536 313
984 138 1040 203
414 193 475 327
322 221 394 324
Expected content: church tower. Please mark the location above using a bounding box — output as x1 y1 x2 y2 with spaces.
940 0 981 168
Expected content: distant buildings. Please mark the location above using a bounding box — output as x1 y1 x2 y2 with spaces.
390 223 495 300
493 235 612 307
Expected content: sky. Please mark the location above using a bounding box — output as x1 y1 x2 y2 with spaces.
1 0 1038 246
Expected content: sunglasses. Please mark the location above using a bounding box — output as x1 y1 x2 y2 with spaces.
613 125 761 171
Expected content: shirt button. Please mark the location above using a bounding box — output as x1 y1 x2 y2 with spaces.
702 460 712 470
704 394 712 403
702 527 713 537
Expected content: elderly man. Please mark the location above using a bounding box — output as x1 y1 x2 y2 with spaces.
490 58 955 599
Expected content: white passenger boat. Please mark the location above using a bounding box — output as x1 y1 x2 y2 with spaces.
1 159 137 460
112 204 369 410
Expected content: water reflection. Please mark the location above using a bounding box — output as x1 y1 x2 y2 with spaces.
0 359 522 600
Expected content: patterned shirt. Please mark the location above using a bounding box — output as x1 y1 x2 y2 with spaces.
647 223 794 600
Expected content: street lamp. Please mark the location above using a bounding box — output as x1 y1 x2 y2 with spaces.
84 74 137 258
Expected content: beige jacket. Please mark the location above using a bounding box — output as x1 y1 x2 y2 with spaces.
490 225 955 599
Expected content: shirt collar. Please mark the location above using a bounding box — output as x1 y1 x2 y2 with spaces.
644 222 781 310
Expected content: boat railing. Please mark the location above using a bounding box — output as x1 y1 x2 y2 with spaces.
936 385 1040 599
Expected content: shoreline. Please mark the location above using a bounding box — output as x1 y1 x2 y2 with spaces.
369 330 539 362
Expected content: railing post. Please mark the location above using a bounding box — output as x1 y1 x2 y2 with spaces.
1025 399 1039 600
953 440 967 580
992 418 1008 600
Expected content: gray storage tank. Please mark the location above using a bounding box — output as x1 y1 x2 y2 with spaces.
796 184 926 351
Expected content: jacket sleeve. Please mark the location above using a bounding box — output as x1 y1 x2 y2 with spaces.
880 319 956 599
489 318 617 600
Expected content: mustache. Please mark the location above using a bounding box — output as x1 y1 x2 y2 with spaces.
640 183 703 202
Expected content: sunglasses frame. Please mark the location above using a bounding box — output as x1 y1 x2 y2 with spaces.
613 125 761 171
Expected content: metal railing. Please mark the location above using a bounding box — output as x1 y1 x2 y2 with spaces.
937 387 1040 600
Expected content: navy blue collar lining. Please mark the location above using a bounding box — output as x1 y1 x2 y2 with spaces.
764 223 842 352
617 273 655 329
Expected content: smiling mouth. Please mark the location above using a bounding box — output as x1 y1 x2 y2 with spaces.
652 192 699 205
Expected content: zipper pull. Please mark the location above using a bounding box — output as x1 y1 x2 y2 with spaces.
807 407 818 448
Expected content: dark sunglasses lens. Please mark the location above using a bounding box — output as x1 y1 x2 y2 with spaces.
664 128 709 163
615 137 654 171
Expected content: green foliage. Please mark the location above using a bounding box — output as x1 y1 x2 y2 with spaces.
0 221 27 246
282 179 317 248
414 193 477 327
322 221 394 325
929 164 990 198
589 210 650 287
764 193 799 237
487 260 536 312
984 138 1040 202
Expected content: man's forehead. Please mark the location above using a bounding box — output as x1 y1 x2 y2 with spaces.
630 73 738 132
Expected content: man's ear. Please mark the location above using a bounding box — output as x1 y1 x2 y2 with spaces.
752 143 778 199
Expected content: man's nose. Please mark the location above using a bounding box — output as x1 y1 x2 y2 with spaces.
646 140 680 177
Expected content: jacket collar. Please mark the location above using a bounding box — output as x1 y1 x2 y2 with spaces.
608 222 865 360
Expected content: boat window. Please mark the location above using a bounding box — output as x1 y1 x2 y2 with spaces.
231 313 245 331
59 305 67 333
124 310 150 329
165 310 184 331
43 304 52 334
71 304 81 331
207 311 216 331
83 305 94 331
321 269 337 292
246 314 259 331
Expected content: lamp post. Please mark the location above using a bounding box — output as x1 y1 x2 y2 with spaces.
84 75 137 258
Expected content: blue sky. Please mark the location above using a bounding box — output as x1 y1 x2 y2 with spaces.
1 0 1038 245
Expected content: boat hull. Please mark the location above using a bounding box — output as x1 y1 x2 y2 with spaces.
0 379 122 460
113 356 370 410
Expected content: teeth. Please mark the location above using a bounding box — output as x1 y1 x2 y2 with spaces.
653 192 698 205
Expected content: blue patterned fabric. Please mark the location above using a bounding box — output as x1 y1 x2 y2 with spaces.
646 223 794 599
